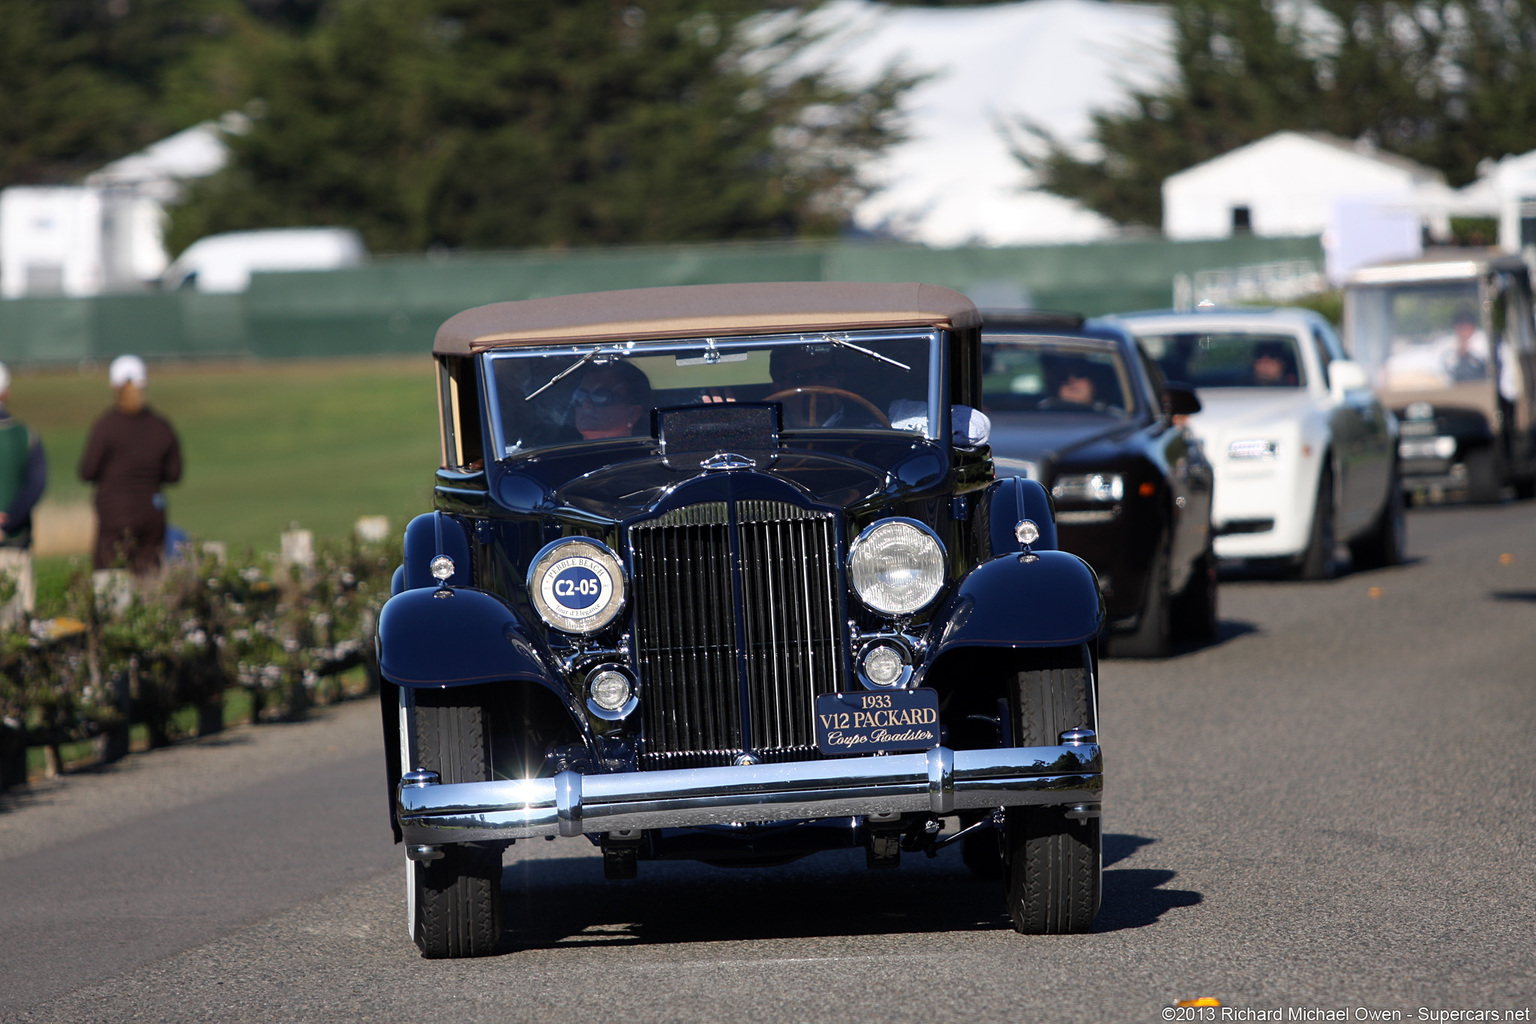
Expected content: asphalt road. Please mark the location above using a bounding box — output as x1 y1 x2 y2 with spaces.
2 500 1533 1024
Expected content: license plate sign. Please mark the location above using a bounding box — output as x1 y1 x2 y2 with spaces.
815 688 940 756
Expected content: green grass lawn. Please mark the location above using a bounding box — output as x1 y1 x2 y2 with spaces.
10 356 441 556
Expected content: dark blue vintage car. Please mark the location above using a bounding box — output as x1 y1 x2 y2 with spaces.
982 312 1216 657
378 283 1105 957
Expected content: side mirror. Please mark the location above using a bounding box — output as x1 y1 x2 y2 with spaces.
1328 359 1369 398
1162 381 1202 418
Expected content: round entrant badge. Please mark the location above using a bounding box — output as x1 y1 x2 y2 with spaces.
540 554 615 624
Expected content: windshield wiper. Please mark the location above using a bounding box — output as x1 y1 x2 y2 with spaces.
825 335 910 372
524 348 624 402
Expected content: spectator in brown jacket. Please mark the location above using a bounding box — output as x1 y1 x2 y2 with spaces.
78 355 182 575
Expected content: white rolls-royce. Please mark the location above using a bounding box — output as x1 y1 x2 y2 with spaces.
1113 307 1404 578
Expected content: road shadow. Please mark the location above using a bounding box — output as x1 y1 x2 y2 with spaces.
1095 832 1203 933
490 830 1200 953
0 728 263 812
1104 832 1154 867
1489 590 1536 603
1160 617 1259 658
497 849 1007 952
1219 556 1425 584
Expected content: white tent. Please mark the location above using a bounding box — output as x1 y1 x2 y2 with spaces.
1446 150 1536 252
1162 131 1447 241
83 113 242 202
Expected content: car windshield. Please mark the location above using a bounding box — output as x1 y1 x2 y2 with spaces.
1137 330 1306 389
982 337 1133 418
483 330 939 458
1345 280 1486 389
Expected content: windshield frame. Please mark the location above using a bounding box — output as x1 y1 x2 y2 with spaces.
479 327 947 461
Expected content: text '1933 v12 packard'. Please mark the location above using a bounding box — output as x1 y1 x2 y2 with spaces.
377 283 1107 958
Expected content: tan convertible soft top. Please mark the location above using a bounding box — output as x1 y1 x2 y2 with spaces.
433 282 980 356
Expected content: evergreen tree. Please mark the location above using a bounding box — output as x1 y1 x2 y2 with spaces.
0 0 274 188
1016 0 1536 229
168 1 913 253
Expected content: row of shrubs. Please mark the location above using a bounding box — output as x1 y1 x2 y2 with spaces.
0 535 399 791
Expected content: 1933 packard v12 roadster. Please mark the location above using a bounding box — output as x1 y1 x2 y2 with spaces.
377 283 1106 957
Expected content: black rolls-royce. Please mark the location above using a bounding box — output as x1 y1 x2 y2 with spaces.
377 283 1108 957
982 312 1216 657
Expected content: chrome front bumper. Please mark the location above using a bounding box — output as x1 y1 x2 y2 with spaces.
396 737 1102 846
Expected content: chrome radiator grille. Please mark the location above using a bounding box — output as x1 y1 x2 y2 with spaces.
631 500 842 769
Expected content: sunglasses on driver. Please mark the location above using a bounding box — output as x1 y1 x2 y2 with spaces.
572 387 634 408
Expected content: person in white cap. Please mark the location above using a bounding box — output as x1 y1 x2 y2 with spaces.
78 355 182 575
0 361 48 627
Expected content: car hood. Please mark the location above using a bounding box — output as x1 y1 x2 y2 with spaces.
986 413 1139 464
1187 389 1315 438
492 437 951 521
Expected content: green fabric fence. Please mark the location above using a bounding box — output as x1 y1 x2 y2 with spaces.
0 235 1323 366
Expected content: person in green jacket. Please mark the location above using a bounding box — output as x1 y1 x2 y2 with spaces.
0 361 48 628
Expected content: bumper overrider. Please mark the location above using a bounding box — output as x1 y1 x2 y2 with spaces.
397 734 1102 847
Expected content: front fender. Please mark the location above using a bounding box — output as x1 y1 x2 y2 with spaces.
378 585 556 688
377 586 588 844
400 511 473 590
927 550 1103 655
983 475 1058 555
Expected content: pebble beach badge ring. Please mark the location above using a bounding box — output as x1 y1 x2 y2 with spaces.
528 539 625 633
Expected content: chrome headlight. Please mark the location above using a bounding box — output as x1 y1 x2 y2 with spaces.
527 538 626 634
848 519 946 616
1051 473 1124 503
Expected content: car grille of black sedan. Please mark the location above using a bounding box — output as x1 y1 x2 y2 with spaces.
629 500 842 770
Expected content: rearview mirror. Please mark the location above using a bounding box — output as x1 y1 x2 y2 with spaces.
1162 381 1202 418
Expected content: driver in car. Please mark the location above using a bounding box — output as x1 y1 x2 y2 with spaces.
1041 354 1099 408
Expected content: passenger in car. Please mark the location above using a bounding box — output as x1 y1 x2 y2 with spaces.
572 361 652 439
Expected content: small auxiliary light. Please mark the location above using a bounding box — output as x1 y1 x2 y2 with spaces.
1014 519 1040 547
861 644 908 687
429 555 455 582
588 669 633 712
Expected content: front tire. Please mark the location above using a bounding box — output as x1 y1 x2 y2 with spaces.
1170 541 1218 643
1465 447 1501 504
1349 467 1406 570
409 690 503 959
1003 653 1102 934
1294 470 1337 580
1109 548 1170 658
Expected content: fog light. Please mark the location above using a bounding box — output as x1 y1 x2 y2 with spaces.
429 555 455 581
860 642 910 688
588 669 632 711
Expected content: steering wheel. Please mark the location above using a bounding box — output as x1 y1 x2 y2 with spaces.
764 386 891 428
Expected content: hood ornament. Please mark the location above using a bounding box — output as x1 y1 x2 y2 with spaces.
700 452 756 472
